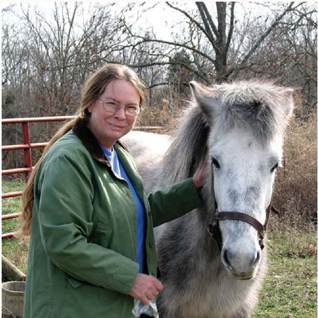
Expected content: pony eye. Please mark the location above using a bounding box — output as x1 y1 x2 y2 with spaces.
270 163 279 173
212 158 220 169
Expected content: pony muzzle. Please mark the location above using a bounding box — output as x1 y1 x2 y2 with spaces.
221 247 261 280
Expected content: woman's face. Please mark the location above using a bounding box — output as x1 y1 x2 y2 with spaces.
88 80 140 150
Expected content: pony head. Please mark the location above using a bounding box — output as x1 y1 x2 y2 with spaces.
190 81 294 279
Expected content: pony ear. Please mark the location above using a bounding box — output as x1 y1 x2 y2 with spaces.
189 81 221 121
280 88 294 118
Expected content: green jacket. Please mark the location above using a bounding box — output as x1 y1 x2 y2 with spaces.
24 119 202 318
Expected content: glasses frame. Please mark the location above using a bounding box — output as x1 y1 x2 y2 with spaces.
97 99 141 117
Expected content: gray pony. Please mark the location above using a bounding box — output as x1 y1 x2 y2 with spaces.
124 80 294 318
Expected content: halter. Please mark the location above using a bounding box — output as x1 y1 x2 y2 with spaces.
207 165 279 251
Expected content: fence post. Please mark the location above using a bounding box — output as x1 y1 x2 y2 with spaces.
22 122 32 181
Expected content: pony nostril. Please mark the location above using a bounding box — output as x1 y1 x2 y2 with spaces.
252 250 261 267
222 249 233 270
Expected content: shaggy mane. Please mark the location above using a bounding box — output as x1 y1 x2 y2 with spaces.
210 81 291 143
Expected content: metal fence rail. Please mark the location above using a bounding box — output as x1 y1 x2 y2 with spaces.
2 116 162 238
2 116 75 239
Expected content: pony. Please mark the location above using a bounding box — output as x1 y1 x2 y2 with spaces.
123 80 294 318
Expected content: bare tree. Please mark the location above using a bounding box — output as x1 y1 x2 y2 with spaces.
122 2 302 83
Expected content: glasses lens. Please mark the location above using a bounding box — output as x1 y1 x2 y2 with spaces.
126 106 140 116
102 102 117 113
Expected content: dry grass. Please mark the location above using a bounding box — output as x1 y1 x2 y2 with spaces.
270 112 317 231
136 91 191 133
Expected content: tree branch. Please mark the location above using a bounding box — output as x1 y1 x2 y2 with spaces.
121 60 210 83
197 2 218 37
225 2 235 54
123 21 217 65
228 2 296 79
194 2 218 50
166 2 219 53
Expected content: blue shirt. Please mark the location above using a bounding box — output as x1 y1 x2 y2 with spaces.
100 145 146 273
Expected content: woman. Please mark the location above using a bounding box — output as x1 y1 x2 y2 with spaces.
21 64 205 317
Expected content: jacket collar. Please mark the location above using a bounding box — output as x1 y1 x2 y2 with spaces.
72 118 130 167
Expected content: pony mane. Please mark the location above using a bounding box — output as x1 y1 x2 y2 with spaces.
210 81 292 144
158 105 209 186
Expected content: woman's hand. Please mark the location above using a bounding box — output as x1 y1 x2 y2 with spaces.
129 274 163 305
193 160 207 188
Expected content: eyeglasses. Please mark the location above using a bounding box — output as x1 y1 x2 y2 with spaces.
97 99 141 117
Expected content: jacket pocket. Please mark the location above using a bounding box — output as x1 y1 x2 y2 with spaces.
64 275 122 313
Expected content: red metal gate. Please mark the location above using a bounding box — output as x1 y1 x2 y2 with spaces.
2 116 74 238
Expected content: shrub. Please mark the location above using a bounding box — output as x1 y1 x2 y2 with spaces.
271 112 317 231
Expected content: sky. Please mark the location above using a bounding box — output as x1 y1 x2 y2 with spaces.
1 1 281 39
1 1 187 43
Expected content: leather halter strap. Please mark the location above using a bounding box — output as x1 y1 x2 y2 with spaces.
208 204 276 250
214 211 265 239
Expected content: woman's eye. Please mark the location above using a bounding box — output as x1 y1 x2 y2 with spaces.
271 163 279 173
127 105 137 110
212 158 220 169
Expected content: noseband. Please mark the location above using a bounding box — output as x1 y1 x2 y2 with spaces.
207 166 279 250
207 205 278 250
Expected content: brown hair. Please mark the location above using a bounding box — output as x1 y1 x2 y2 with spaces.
19 64 145 237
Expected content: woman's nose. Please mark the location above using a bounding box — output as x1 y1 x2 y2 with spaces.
114 107 126 119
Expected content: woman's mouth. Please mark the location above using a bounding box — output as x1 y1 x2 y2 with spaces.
108 122 125 130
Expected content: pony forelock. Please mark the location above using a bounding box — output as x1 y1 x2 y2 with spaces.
206 81 293 144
